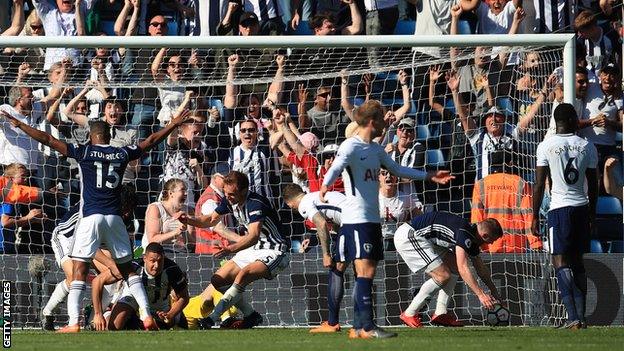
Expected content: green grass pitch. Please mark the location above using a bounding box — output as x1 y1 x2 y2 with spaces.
9 327 624 351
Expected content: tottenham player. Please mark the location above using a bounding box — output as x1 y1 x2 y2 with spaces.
0 109 192 332
283 183 347 332
91 243 189 330
177 171 289 329
394 212 504 327
533 103 598 329
320 100 454 338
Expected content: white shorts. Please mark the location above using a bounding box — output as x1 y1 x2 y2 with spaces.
51 230 75 267
231 247 290 279
394 223 447 274
71 214 132 263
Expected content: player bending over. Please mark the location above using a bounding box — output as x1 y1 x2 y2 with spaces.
533 103 598 329
177 171 290 329
283 183 348 333
394 211 504 327
42 185 137 330
91 243 189 330
319 100 454 338
0 109 192 332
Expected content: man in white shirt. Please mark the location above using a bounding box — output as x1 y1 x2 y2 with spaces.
533 103 598 329
462 0 522 34
320 100 453 338
0 87 43 174
32 0 96 70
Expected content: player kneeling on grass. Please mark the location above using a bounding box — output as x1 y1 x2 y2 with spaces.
394 211 504 328
91 242 189 330
176 171 290 329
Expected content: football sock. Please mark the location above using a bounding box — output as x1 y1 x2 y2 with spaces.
352 279 361 329
234 299 255 318
405 278 443 317
209 283 245 321
43 280 69 316
572 267 587 322
127 275 152 319
67 280 86 326
327 269 345 326
434 274 458 316
555 267 580 321
355 277 374 331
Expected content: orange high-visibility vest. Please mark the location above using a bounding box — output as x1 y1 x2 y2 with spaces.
194 186 230 254
471 172 543 253
0 177 40 204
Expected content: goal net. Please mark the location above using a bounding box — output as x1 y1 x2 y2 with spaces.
0 34 576 328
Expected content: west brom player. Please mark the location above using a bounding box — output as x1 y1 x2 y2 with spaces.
319 100 454 338
42 184 138 330
91 242 189 330
0 109 192 332
533 103 598 329
394 212 504 327
283 183 347 333
177 171 289 329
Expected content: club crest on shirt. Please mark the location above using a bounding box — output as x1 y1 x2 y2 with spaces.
465 238 472 248
363 243 372 253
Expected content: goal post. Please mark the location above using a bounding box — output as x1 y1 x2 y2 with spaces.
0 34 578 328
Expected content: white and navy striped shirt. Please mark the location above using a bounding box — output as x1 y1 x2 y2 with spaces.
229 145 273 199
533 0 575 33
583 29 613 73
467 126 518 180
215 191 288 252
242 0 281 22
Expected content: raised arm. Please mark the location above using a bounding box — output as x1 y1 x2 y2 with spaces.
297 83 310 129
447 70 477 133
138 109 191 152
393 70 412 121
460 0 481 12
1 0 25 37
74 0 86 36
499 7 526 66
449 5 462 67
455 246 497 309
341 0 363 35
428 66 446 115
518 74 557 132
267 55 286 105
151 48 167 81
224 54 239 109
0 110 68 156
62 83 93 127
279 112 306 158
46 88 72 128
340 71 355 121
117 0 141 56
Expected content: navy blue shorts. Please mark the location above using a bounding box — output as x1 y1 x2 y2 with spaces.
335 223 384 262
547 205 590 255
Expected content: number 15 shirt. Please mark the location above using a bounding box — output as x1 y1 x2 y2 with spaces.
66 143 143 216
536 133 597 211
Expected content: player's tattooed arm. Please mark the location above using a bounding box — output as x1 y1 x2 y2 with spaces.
311 213 333 268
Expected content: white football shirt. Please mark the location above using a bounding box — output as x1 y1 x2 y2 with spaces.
298 191 346 227
536 133 598 210
379 191 422 238
322 136 427 224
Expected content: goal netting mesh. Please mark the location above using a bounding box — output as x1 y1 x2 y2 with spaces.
0 40 569 328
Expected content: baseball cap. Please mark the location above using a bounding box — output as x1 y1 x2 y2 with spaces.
239 12 259 26
321 144 339 154
482 106 506 118
299 132 320 151
397 117 415 128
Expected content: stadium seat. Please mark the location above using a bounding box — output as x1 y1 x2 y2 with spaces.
590 240 604 253
415 125 431 141
289 21 313 35
394 20 415 35
609 240 624 253
597 196 623 215
425 149 446 167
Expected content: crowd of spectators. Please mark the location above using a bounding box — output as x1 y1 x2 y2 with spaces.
0 0 622 255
